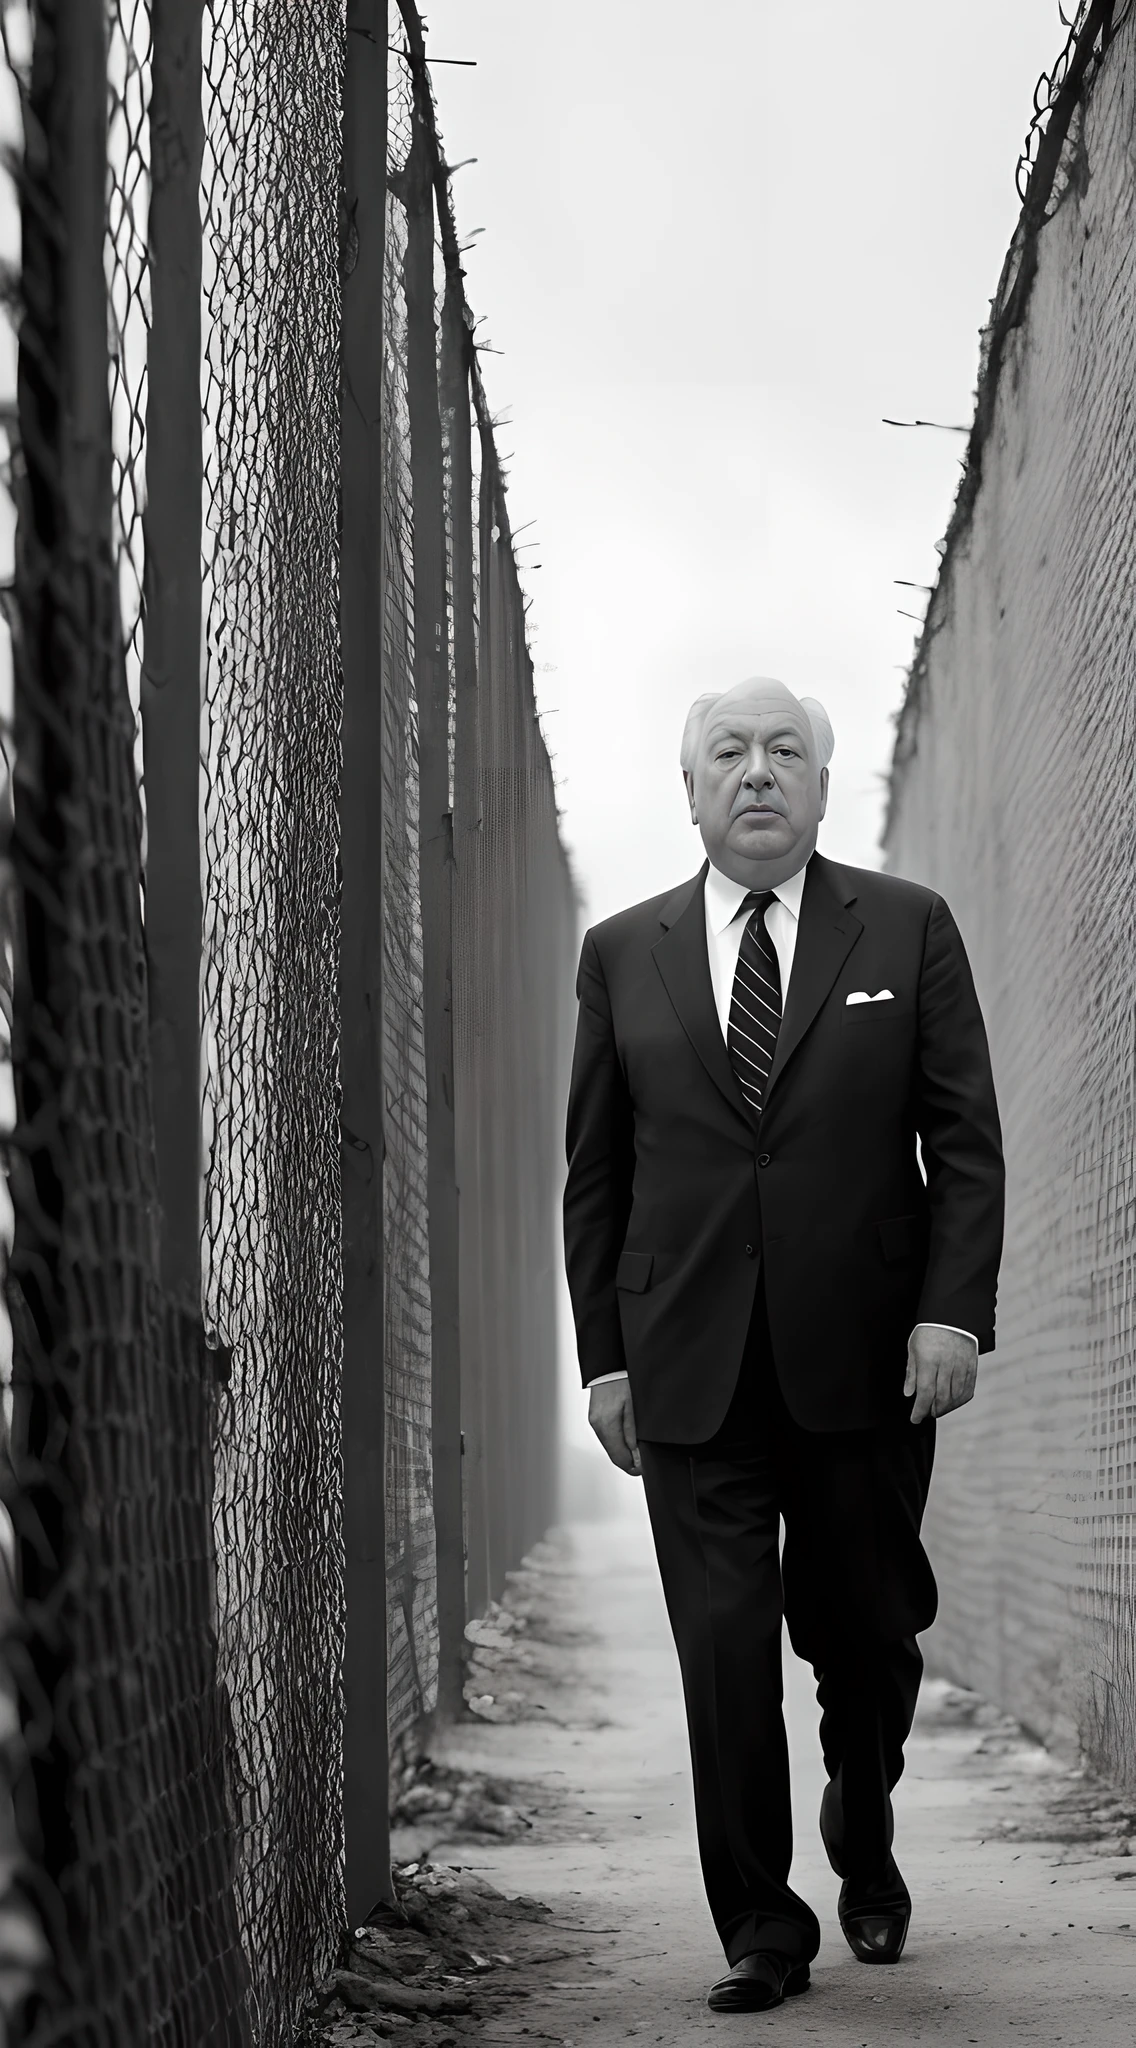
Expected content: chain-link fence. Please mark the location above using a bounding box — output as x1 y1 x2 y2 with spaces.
0 0 575 2040
455 384 577 1625
886 0 1136 1790
381 50 440 1749
199 2 349 2033
0 8 249 2044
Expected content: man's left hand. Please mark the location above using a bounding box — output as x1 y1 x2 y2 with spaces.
904 1325 978 1425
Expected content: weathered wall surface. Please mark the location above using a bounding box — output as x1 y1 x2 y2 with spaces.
885 13 1136 1783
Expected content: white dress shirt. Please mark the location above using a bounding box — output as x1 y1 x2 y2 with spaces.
703 858 807 1039
587 857 976 1387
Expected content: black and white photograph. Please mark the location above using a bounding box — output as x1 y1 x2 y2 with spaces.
0 2 1132 2044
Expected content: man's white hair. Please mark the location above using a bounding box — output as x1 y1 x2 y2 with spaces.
680 682 835 775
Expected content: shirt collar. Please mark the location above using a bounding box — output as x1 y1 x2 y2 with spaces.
704 856 810 936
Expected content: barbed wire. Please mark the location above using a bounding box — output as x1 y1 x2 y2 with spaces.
1016 0 1133 207
890 0 1136 818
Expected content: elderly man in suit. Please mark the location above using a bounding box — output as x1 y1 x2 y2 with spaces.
563 676 1003 2013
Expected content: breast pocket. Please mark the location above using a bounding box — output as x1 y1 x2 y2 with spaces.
841 1000 912 1028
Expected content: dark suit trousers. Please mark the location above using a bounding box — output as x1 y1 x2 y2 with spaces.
636 1290 937 1967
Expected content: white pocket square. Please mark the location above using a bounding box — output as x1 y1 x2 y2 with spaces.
846 989 894 1005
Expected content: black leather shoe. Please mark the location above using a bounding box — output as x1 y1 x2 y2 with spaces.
706 1951 811 2012
837 1859 911 1965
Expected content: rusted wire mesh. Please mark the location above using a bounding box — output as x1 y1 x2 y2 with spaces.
105 0 149 711
385 9 577 1666
381 44 439 1746
454 400 577 1623
0 0 573 2040
199 3 347 2035
0 5 247 2043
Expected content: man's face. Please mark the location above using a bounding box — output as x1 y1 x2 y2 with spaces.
684 683 828 886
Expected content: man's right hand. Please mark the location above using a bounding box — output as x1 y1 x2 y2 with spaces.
587 1377 641 1476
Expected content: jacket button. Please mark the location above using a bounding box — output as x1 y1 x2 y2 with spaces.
745 1243 757 1259
757 1152 771 1167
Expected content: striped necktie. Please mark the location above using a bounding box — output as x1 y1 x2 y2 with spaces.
726 889 782 1115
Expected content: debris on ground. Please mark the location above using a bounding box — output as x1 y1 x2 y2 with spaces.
307 1536 614 2047
989 1771 1136 1860
463 1602 538 1724
918 1680 1136 1861
301 1856 592 2048
391 1758 534 1845
459 1533 607 1729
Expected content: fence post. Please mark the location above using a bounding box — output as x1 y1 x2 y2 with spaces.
440 269 479 1646
399 25 466 1722
463 417 501 1614
141 0 205 1309
340 0 393 1919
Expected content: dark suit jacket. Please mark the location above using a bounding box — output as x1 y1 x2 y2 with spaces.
563 852 1004 1441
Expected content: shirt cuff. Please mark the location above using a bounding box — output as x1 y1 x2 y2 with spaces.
586 1370 630 1387
912 1322 978 1349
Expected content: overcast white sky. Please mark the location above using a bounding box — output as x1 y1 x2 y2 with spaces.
421 2 1070 1465
424 0 1065 927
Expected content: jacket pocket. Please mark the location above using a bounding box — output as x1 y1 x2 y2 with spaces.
616 1250 654 1292
877 1215 917 1265
842 1001 910 1026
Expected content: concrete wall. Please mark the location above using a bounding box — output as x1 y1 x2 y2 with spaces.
884 14 1136 1784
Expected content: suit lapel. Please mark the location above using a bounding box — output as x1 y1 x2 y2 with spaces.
651 863 756 1128
763 853 863 1104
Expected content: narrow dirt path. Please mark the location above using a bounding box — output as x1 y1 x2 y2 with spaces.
396 1506 1136 2047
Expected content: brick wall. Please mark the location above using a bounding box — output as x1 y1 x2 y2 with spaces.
884 12 1136 1784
